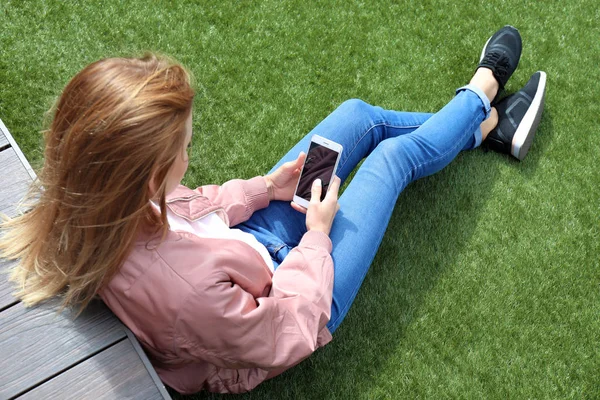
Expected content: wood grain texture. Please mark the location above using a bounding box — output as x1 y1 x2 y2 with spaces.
0 300 127 399
0 130 8 148
0 147 33 218
19 339 168 400
124 328 172 399
0 258 18 311
0 147 33 311
0 120 168 399
0 119 36 180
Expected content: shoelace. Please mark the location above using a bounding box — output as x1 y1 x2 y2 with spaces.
483 51 510 78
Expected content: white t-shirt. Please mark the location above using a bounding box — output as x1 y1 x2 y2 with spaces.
151 202 274 272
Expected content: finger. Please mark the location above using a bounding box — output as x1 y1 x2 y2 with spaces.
310 179 322 204
282 159 296 171
325 176 341 200
293 153 306 175
285 152 305 170
282 152 304 170
291 201 307 214
297 151 306 166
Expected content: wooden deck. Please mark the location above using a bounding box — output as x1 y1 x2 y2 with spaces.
0 120 171 400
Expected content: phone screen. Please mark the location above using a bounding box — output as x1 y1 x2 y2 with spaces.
295 141 339 202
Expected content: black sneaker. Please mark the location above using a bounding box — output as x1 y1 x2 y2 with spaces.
485 71 547 161
478 26 522 91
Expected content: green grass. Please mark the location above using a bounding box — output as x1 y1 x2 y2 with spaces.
1 0 599 398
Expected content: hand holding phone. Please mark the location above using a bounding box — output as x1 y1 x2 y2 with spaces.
301 175 341 235
291 135 343 235
292 135 343 209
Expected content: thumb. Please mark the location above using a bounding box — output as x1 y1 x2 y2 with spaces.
297 151 306 166
310 179 322 204
284 152 305 171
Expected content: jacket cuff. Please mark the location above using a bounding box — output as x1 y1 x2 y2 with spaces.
243 176 270 214
299 230 333 253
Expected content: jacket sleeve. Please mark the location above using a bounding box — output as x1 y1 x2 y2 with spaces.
192 176 270 226
174 230 334 376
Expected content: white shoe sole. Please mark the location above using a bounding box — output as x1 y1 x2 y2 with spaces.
511 71 547 160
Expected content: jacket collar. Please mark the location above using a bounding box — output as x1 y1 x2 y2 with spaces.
137 185 230 245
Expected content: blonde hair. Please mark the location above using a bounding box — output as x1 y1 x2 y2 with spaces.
0 53 195 311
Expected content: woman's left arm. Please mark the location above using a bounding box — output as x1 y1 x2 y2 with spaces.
191 152 306 226
192 176 270 226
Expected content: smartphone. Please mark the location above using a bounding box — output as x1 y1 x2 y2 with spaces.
293 135 343 209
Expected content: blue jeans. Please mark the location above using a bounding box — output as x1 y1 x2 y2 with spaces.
235 84 491 333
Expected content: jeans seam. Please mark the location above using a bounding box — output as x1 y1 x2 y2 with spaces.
269 243 286 252
339 122 423 173
273 244 289 262
457 85 491 119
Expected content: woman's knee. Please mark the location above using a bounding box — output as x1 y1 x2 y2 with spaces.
335 98 377 122
314 99 380 148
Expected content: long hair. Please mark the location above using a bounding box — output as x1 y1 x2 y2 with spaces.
0 53 195 311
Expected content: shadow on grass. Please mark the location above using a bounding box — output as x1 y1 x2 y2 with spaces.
168 144 510 400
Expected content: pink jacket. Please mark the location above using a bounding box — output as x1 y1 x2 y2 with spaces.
99 176 334 394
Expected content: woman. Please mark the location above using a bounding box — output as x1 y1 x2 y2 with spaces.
0 26 546 394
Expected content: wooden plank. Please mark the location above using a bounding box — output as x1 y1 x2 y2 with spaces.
124 328 172 399
0 259 18 311
0 300 127 399
0 117 169 399
0 118 36 180
19 339 168 400
0 147 33 218
0 146 32 311
0 129 8 149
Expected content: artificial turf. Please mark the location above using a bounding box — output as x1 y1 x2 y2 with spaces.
1 0 598 398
